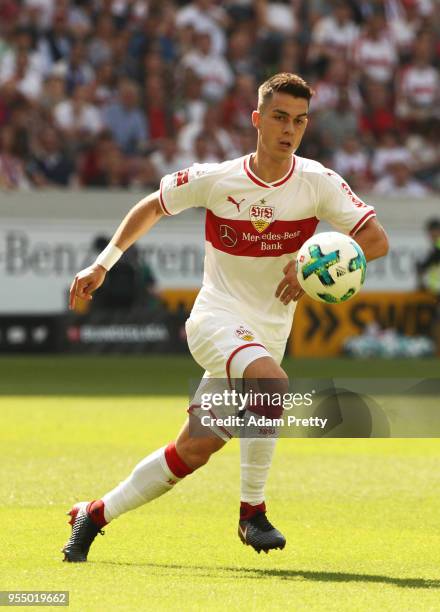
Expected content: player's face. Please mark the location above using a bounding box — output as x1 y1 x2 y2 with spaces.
252 93 309 162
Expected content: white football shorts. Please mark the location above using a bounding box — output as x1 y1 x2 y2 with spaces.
185 308 285 379
185 309 287 440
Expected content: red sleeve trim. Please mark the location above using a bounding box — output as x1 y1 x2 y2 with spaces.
226 342 267 389
159 181 172 216
350 210 376 236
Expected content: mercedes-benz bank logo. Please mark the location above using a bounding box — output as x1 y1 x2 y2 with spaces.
219 224 238 248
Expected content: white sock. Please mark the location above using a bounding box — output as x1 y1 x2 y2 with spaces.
240 437 277 505
102 446 184 521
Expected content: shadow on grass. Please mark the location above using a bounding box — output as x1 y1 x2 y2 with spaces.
98 562 440 589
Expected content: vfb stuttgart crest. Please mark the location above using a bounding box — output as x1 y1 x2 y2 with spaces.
250 200 274 233
235 325 255 342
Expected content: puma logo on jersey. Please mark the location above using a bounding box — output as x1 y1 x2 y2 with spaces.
227 195 245 212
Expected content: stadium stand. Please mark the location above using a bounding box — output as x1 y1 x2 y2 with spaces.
0 0 438 192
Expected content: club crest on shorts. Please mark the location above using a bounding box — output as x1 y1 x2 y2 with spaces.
235 325 255 342
250 200 274 233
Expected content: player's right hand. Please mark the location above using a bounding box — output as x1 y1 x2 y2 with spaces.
69 264 107 310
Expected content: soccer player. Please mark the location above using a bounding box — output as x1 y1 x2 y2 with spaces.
63 73 389 562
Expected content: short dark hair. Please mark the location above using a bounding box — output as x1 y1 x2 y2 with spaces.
258 73 314 110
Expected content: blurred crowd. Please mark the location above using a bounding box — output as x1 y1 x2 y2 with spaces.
0 0 438 195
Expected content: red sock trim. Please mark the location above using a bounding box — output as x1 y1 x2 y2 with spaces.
240 501 266 520
87 499 108 528
164 442 193 479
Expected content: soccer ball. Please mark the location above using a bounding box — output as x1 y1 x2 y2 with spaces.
295 232 366 303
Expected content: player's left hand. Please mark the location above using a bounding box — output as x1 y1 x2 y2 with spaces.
275 260 304 305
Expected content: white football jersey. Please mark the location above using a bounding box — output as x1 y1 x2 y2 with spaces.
400 65 439 107
159 154 376 345
354 35 397 83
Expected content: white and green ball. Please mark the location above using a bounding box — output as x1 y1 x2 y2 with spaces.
296 231 367 304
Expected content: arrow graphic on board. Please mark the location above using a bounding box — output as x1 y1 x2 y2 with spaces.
305 305 339 341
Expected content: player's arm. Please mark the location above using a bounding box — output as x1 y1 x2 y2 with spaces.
69 191 164 310
350 217 389 262
277 170 390 305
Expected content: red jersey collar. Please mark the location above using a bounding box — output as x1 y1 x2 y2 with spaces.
243 154 296 188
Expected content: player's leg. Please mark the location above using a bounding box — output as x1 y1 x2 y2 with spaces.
99 419 225 521
175 418 226 469
238 355 288 553
62 418 225 562
185 311 288 553
240 356 287 509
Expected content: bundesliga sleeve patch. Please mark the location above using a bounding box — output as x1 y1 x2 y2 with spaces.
168 163 216 189
171 168 190 188
160 162 219 215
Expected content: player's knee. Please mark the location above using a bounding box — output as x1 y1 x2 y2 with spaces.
246 358 289 419
244 365 289 419
175 437 220 470
244 357 288 381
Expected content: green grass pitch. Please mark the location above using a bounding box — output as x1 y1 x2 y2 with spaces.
1 356 440 611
